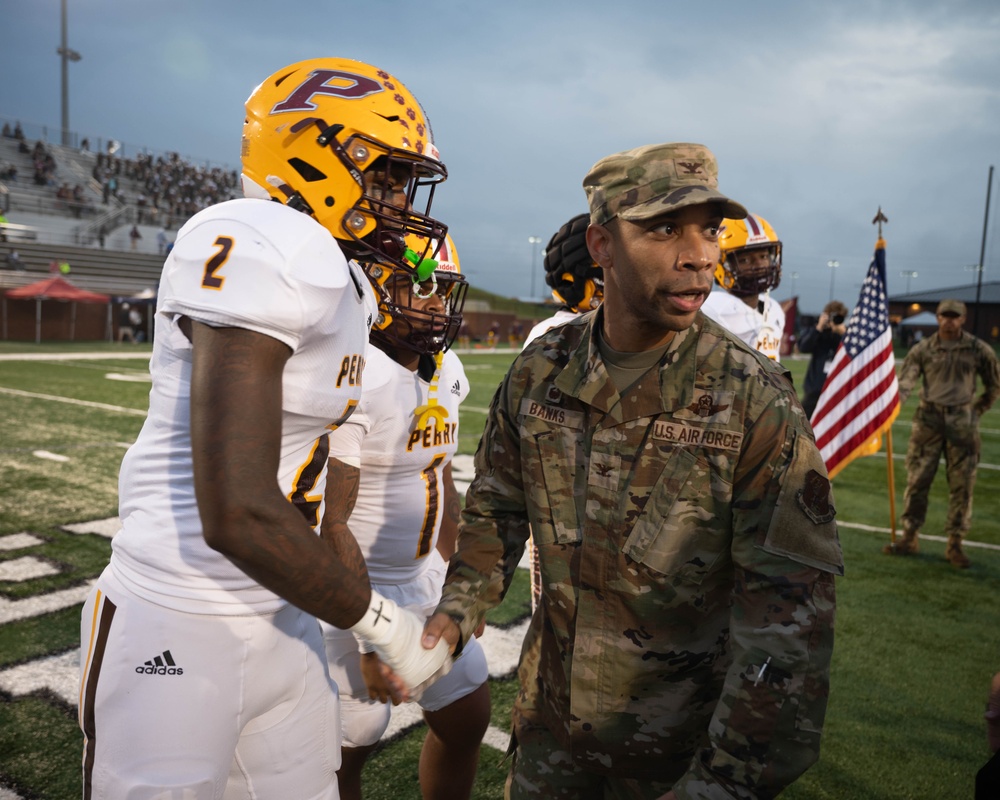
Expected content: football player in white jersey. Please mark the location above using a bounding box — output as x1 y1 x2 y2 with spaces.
522 213 604 349
322 234 490 800
700 213 786 361
79 58 455 799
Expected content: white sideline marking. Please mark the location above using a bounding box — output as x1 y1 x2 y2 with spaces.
0 386 147 417
105 372 152 382
61 518 120 538
32 450 70 463
0 582 94 625
0 557 60 582
0 533 43 551
0 353 152 361
0 651 79 706
838 520 1000 550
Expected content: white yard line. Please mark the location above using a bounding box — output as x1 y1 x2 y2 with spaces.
0 386 147 416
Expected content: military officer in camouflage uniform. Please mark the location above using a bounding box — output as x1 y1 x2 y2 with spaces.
889 298 1000 567
423 142 843 799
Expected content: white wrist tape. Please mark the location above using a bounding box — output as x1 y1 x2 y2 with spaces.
350 590 452 696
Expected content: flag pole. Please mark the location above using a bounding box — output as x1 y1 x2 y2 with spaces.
873 207 898 546
886 427 897 546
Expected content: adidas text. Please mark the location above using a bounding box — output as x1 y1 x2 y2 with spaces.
136 665 184 675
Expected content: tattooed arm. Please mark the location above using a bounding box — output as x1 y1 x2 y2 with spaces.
188 321 370 627
435 463 461 562
320 455 367 584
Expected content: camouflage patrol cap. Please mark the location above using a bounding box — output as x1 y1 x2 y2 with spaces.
937 298 967 317
583 142 748 226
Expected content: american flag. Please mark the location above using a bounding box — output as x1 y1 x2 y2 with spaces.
810 239 901 479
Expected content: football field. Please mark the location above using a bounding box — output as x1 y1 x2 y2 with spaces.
1 342 998 799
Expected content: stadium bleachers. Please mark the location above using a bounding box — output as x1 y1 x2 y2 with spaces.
1 119 239 299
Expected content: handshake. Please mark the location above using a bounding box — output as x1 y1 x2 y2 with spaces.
350 590 453 701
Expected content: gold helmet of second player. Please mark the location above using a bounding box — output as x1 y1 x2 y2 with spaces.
241 57 447 276
715 213 782 297
543 213 604 314
368 233 468 355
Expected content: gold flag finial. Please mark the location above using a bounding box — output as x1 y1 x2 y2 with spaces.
872 207 888 237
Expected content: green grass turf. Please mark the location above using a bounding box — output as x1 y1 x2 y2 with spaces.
1 343 999 798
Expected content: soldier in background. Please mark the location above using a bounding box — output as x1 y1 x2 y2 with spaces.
423 142 842 799
889 298 1000 567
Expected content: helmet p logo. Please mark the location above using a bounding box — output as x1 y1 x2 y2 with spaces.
271 69 383 114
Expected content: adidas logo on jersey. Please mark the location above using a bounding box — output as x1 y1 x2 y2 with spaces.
135 650 184 676
451 380 461 396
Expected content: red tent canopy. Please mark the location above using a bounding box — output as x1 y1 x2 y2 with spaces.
3 277 111 342
6 276 110 303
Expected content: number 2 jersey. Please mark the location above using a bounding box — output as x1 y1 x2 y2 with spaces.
327 346 468 584
111 198 377 615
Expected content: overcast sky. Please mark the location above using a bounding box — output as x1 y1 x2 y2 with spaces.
2 0 999 314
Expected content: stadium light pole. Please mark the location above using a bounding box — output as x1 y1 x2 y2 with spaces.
528 236 542 300
57 0 82 147
827 260 839 302
900 270 918 294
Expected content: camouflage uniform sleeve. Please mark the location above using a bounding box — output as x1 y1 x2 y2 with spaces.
975 340 1000 414
435 373 531 646
895 342 924 406
672 398 843 800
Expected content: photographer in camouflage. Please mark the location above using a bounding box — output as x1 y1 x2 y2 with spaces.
890 298 1000 567
423 142 843 799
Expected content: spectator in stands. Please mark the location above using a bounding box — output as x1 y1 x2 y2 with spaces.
80 137 90 152
72 184 87 218
103 176 118 204
1 160 18 181
13 122 25 141
6 250 25 271
156 227 169 255
1 123 11 138
129 305 144 342
118 303 136 344
0 210 8 243
129 224 142 251
59 259 71 276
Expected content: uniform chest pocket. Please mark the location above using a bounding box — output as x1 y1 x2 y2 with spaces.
621 447 729 583
523 424 584 546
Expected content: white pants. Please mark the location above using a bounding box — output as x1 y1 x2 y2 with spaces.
80 566 341 800
323 553 489 747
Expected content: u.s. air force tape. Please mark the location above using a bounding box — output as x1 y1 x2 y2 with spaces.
651 419 743 451
520 398 741 451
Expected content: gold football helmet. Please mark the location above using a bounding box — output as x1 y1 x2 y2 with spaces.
368 233 468 355
715 213 782 297
242 57 447 274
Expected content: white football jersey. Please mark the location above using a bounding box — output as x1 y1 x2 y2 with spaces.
522 308 581 350
700 289 786 361
328 347 468 584
112 198 378 614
